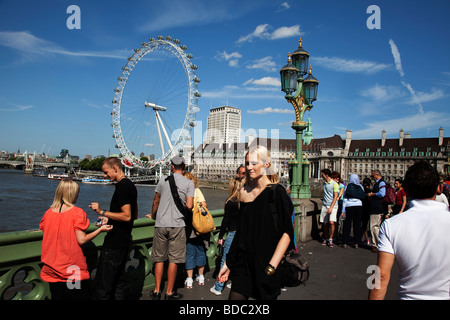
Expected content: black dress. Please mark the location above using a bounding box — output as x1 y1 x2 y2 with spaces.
226 184 294 300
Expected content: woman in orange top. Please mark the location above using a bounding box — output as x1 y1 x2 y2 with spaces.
40 179 112 300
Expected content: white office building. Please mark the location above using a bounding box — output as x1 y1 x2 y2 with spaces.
205 106 241 144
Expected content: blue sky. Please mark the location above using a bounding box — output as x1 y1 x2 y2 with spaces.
0 0 449 158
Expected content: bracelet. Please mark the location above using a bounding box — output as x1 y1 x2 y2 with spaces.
101 210 105 216
265 264 276 276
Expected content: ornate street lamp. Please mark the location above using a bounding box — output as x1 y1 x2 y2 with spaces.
280 38 319 199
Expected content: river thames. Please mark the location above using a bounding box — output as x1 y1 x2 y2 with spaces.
0 168 229 233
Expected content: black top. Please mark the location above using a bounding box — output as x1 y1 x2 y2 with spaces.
218 200 239 240
226 184 294 299
103 178 138 249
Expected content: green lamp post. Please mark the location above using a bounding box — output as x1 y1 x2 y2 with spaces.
280 39 319 198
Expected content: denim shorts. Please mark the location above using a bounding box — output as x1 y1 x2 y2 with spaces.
185 237 207 270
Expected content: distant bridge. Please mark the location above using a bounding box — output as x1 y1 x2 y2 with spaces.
0 159 77 169
0 152 77 173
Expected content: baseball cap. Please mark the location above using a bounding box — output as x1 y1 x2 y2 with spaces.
171 156 185 165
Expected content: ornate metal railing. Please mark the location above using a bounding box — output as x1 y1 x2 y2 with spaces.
0 204 305 300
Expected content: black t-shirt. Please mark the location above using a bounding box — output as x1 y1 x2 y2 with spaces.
103 178 138 249
218 200 239 239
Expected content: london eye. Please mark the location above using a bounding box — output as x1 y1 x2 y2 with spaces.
111 36 200 169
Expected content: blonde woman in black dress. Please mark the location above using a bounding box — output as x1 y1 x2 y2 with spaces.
218 145 294 300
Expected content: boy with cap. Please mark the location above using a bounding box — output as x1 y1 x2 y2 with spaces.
146 156 194 300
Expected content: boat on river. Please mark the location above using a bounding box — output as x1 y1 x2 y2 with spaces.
81 177 114 185
48 173 69 180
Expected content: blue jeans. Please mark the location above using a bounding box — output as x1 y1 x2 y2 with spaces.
214 231 235 292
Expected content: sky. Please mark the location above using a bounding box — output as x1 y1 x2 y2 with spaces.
0 0 449 158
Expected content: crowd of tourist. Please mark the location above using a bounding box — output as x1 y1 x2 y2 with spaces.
38 151 450 301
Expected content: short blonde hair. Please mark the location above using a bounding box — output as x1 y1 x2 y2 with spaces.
50 179 80 209
245 145 279 185
183 171 199 188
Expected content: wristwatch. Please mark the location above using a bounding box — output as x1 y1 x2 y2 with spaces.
265 264 276 276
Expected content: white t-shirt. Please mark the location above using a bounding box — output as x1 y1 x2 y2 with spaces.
378 200 450 300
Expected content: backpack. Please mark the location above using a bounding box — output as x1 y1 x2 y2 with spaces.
344 183 366 200
192 199 216 235
268 184 310 287
383 184 396 205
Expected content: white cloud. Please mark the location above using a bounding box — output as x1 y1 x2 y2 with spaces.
401 81 424 114
352 111 449 138
244 77 280 87
311 56 391 74
271 25 301 40
82 99 110 109
277 2 290 12
215 50 243 67
248 107 294 115
389 39 405 77
359 84 406 101
0 103 33 112
246 56 277 72
0 31 128 63
405 87 444 106
237 24 302 44
137 0 255 32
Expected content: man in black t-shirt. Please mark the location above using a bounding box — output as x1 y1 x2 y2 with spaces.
90 157 138 300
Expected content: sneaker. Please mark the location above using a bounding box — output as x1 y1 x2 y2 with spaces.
322 239 328 246
150 289 161 300
328 239 334 248
226 282 232 289
185 277 193 289
196 274 205 285
164 291 183 300
210 286 222 296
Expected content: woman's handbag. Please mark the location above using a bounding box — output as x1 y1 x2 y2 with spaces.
278 249 310 287
192 202 216 235
267 184 310 287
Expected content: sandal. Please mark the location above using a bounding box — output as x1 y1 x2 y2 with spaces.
184 277 193 289
196 274 205 286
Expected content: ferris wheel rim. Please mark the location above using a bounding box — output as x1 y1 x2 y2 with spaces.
111 36 200 170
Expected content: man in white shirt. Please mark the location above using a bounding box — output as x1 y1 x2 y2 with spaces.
369 161 450 300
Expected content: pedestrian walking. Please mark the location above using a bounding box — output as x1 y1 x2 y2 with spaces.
341 174 364 248
210 177 242 296
320 169 339 248
369 161 450 300
367 170 386 252
217 145 295 300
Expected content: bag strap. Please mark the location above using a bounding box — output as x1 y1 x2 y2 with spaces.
165 175 186 216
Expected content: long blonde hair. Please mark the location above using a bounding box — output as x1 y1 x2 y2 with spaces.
244 145 279 185
226 178 243 204
183 171 199 188
50 179 80 209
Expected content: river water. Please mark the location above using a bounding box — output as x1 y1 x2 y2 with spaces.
0 168 229 233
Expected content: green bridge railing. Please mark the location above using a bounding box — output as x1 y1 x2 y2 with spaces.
0 206 301 300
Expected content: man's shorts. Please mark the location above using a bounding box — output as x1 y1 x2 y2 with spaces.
152 227 186 264
320 204 338 223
